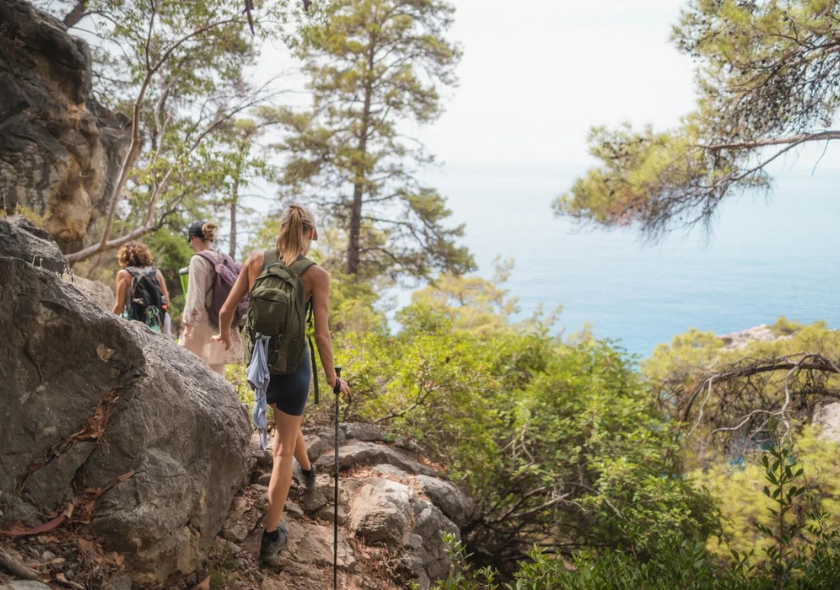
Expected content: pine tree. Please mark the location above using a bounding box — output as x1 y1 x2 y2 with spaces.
274 0 474 280
556 0 840 237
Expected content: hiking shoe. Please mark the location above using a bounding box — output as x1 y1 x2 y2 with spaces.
293 461 317 492
259 522 289 565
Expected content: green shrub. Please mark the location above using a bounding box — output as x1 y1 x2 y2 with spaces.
434 442 840 590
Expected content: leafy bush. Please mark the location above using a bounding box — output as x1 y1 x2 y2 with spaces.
329 271 717 561
434 442 840 590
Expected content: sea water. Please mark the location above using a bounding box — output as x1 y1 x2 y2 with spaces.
428 167 840 359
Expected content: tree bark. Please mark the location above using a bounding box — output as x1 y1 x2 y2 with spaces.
346 43 376 276
229 174 239 258
347 185 364 275
63 0 87 28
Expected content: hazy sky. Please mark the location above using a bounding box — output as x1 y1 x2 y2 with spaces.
254 0 840 222
412 0 696 171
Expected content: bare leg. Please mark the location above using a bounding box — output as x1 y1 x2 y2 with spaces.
294 428 311 471
209 363 225 376
265 405 304 532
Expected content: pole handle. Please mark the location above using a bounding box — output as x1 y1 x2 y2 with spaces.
333 366 342 395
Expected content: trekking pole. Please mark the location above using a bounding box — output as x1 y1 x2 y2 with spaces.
333 366 342 590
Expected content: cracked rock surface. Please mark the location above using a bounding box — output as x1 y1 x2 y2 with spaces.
215 426 476 590
0 0 129 252
0 248 251 587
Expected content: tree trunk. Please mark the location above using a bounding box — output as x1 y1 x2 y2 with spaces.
346 44 376 276
63 0 87 28
229 172 240 258
347 184 363 275
229 141 249 258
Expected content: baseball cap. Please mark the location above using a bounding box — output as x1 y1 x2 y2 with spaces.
187 220 206 242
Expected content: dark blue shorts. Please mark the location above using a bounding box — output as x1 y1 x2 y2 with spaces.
266 345 311 417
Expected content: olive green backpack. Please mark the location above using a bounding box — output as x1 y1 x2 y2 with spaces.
244 249 320 401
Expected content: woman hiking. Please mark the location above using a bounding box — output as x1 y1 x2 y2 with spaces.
113 241 170 334
211 204 349 564
180 220 242 375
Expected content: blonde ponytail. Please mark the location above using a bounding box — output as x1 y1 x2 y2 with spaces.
276 204 316 265
202 222 218 242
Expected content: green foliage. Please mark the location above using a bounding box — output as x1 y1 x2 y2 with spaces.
772 317 808 337
435 443 840 590
226 364 254 409
553 121 766 235
432 533 499 590
272 0 473 279
207 117 274 259
61 0 290 263
700 428 840 568
642 319 840 435
555 0 840 236
433 538 752 590
409 258 519 337
0 206 49 229
337 278 716 559
643 328 724 391
756 442 807 587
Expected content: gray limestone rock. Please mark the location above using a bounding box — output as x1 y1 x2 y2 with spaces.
341 422 385 442
0 583 53 590
0 254 251 587
414 474 477 527
315 441 438 476
348 478 413 546
0 215 68 274
68 276 115 310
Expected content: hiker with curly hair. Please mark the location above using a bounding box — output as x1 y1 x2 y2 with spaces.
113 241 170 333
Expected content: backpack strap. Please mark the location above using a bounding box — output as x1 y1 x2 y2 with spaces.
263 249 278 272
124 267 140 314
195 251 219 297
196 250 221 270
292 256 319 403
307 300 319 405
289 256 316 278
289 256 319 403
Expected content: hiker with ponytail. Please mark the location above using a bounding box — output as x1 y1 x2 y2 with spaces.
181 220 243 375
211 204 349 565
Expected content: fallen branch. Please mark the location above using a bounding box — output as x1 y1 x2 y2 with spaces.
0 471 134 539
682 353 840 423
676 352 840 448
0 547 41 580
0 504 74 538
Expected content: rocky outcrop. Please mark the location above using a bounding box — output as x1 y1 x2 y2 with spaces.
69 276 115 310
0 0 129 252
814 402 840 443
0 215 68 274
216 428 477 590
0 211 474 589
718 325 791 350
0 234 251 587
